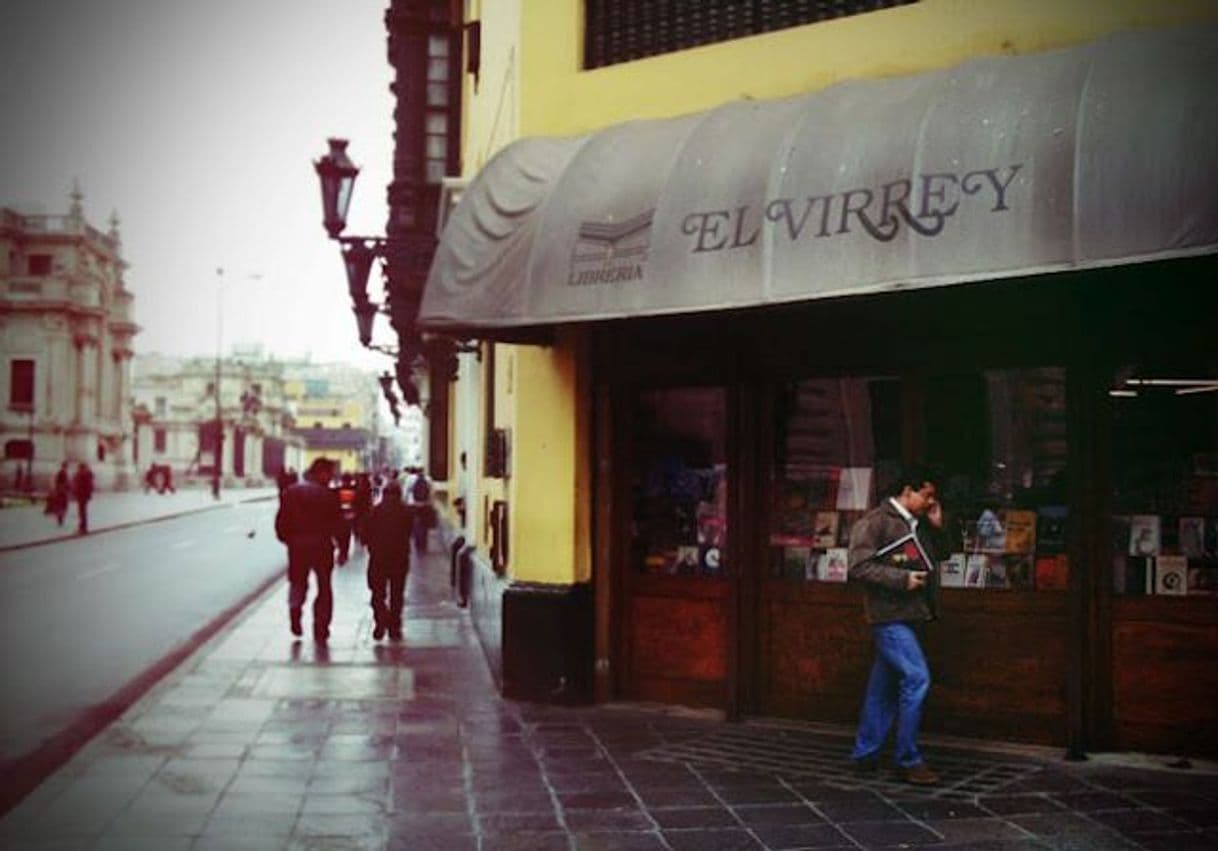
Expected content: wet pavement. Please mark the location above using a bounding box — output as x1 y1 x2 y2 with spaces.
1 535 1216 850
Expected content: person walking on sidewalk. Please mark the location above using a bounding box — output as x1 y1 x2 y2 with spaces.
409 470 436 554
71 462 94 535
846 465 944 786
49 462 70 526
363 480 415 641
275 457 348 643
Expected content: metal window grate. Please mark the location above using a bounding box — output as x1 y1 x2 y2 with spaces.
585 0 917 69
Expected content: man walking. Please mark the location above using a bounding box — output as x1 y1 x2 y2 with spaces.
363 480 415 641
275 457 348 643
847 465 943 785
71 462 94 534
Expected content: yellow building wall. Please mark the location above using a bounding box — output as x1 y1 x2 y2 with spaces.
504 335 586 584
519 0 1218 137
295 398 366 430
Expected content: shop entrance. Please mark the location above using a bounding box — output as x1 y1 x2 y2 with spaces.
619 386 732 709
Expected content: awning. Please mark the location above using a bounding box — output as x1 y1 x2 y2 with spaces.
419 23 1218 332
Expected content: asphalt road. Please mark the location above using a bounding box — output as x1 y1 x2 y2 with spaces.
0 501 284 768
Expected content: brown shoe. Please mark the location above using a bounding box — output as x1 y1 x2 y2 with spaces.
900 763 939 786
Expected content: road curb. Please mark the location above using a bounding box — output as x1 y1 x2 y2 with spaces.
0 493 278 554
0 566 284 817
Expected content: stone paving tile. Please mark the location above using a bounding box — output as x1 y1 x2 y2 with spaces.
978 792 1070 815
573 830 670 850
835 817 943 847
731 802 825 825
749 822 854 849
1008 811 1140 845
924 816 1032 844
662 827 766 849
815 793 910 823
477 810 565 833
1134 832 1218 851
648 805 738 828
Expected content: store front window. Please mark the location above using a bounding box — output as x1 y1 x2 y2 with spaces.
924 367 1069 591
630 387 728 577
1110 369 1218 596
769 375 901 582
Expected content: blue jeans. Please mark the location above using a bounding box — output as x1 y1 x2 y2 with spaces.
851 622 930 768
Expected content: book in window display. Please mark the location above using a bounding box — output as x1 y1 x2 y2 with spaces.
1113 555 1154 595
815 547 849 583
1002 553 1035 590
967 509 1006 553
1035 554 1069 591
673 546 701 575
965 554 989 588
1128 515 1162 557
812 511 839 548
1154 555 1188 595
775 479 816 540
1188 565 1218 595
1002 509 1037 554
939 553 967 588
1037 505 1068 553
1179 517 1206 559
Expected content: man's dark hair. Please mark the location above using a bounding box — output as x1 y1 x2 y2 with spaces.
307 457 335 481
885 463 941 497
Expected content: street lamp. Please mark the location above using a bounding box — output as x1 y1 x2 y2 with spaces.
314 138 359 239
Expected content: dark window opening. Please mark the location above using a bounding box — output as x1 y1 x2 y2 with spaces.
154 429 167 453
9 359 34 409
584 0 917 69
27 254 52 276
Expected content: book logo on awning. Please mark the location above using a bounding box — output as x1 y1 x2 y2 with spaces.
567 209 654 287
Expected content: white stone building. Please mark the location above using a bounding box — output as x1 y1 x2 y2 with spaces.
0 186 138 491
132 349 305 488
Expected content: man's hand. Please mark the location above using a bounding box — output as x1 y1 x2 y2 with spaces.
926 500 943 529
907 570 928 591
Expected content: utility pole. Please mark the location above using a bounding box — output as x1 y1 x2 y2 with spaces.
212 267 224 500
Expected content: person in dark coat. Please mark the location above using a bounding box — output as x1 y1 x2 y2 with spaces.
275 457 348 643
71 462 94 534
363 480 415 641
50 462 70 526
409 471 435 553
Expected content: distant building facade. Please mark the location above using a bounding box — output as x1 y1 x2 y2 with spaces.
0 186 138 490
282 361 382 475
132 349 305 487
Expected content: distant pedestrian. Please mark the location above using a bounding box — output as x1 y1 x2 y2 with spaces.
72 462 94 534
363 480 415 641
352 473 373 548
409 471 435 553
274 457 348 643
48 462 70 526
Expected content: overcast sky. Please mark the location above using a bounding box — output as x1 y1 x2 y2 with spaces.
1 0 397 368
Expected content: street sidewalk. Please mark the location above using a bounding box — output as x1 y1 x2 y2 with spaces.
0 486 278 551
1 541 1217 850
